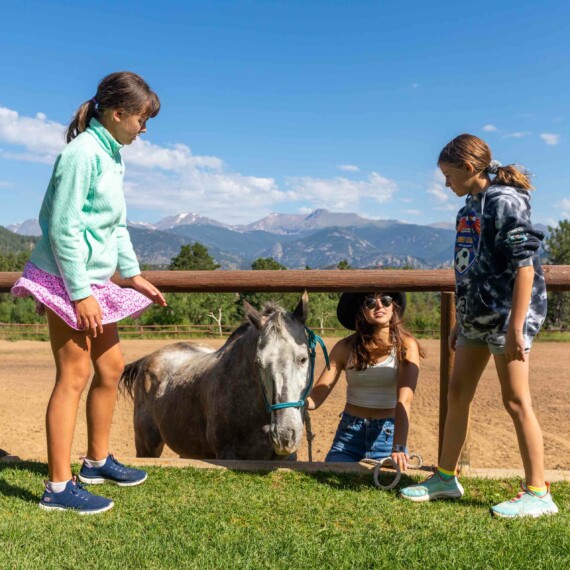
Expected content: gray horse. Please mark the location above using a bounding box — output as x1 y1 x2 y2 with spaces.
120 295 311 460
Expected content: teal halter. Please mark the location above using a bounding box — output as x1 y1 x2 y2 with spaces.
260 326 330 413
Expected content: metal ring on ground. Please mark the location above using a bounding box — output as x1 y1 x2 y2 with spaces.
373 457 401 490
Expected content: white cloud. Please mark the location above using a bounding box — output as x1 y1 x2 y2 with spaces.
402 209 421 216
0 180 12 188
298 207 313 214
540 133 560 146
559 199 570 220
427 169 457 212
400 198 413 203
482 124 498 132
504 131 531 139
337 164 360 172
286 172 397 210
411 83 419 89
427 169 449 202
0 106 65 161
0 105 399 224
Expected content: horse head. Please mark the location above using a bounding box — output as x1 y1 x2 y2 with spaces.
245 292 310 456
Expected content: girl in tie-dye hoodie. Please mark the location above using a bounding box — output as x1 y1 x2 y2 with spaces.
401 134 557 519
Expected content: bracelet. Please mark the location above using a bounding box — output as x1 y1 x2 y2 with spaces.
392 444 408 454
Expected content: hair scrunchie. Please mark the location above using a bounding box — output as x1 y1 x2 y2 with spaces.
486 160 502 174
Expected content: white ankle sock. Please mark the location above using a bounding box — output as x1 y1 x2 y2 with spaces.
84 456 107 468
47 480 69 493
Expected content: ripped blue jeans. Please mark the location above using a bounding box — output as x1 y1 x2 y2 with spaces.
325 412 395 463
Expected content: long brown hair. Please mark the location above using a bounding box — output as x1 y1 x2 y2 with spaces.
438 133 533 190
352 301 425 370
66 71 160 143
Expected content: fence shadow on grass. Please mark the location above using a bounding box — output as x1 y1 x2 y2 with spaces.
192 461 494 507
0 460 47 503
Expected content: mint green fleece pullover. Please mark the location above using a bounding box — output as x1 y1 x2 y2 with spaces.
30 119 141 301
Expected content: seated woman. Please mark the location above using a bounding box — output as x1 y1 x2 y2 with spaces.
306 292 423 469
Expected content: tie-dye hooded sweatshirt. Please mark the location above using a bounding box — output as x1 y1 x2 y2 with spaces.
454 184 547 346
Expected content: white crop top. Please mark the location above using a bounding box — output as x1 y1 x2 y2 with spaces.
345 349 398 409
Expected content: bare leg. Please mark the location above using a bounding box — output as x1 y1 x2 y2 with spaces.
86 323 124 461
439 346 491 473
45 309 92 482
494 353 545 488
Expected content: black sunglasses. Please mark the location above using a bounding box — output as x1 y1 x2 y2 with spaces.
363 294 394 310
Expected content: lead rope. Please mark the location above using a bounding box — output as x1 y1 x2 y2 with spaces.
303 327 329 463
303 407 315 462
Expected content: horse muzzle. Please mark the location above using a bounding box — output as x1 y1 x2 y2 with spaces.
269 408 303 455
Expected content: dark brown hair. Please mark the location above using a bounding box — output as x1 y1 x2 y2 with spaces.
438 133 533 190
66 71 160 143
352 301 425 370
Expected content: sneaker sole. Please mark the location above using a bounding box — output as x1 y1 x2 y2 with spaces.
491 506 559 519
38 501 114 515
401 489 464 502
78 473 148 487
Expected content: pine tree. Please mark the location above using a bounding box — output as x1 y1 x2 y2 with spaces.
169 243 220 271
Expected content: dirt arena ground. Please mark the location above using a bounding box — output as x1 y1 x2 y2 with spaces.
0 338 568 469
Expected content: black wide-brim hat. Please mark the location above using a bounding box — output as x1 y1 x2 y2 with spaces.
336 291 407 331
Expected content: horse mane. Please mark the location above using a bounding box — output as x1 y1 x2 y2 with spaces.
222 302 289 347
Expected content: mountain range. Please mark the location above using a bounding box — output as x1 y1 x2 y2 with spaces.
4 209 549 269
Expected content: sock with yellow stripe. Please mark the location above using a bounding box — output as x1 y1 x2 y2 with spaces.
437 466 456 480
527 484 548 497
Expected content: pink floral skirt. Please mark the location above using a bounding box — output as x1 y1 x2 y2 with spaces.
11 263 152 331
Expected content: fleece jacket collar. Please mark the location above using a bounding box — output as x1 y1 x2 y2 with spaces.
87 118 123 157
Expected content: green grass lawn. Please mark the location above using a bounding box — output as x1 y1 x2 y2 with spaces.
0 463 568 569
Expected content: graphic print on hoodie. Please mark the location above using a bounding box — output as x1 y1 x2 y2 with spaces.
454 185 547 347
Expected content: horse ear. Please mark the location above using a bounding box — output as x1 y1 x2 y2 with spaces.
244 300 263 330
293 290 309 324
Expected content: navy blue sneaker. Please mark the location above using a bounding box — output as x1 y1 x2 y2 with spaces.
39 478 114 515
78 454 148 487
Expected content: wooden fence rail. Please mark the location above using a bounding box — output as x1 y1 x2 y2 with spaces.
1 265 570 294
2 266 570 463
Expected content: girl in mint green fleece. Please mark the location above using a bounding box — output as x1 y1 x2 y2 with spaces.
12 72 167 514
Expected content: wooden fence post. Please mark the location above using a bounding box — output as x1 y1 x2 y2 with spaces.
439 292 455 463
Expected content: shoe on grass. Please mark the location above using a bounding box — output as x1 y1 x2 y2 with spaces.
39 477 114 515
491 482 559 519
78 454 147 487
400 471 464 502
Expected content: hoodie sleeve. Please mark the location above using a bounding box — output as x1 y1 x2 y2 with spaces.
493 192 543 268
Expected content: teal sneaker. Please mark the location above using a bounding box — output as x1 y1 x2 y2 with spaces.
400 471 464 502
491 482 559 519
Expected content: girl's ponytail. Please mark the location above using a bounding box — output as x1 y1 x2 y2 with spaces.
66 98 98 143
438 133 534 191
492 165 533 190
65 72 160 143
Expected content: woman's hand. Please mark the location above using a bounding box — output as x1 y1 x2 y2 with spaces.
391 451 409 472
75 295 103 337
505 328 526 363
127 275 168 306
448 323 458 352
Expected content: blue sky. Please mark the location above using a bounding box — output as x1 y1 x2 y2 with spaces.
1 0 569 228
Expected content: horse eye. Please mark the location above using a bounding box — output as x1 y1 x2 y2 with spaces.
297 356 308 366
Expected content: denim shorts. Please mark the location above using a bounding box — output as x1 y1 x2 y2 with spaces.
456 334 534 355
325 412 395 463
